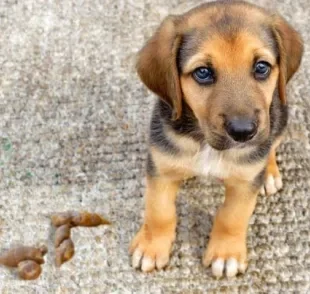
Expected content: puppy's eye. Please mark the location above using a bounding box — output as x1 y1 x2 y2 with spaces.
254 61 271 80
192 67 215 85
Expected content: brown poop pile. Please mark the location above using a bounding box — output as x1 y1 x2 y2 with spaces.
0 211 110 280
51 211 110 267
0 245 47 280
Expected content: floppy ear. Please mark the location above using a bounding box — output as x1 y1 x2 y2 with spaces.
272 16 303 104
136 16 183 120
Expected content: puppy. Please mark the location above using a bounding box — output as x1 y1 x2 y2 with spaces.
130 0 303 278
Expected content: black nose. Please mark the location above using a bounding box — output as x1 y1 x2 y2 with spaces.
225 118 257 142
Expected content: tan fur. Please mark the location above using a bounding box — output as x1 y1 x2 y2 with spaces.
267 149 280 177
150 146 196 180
164 127 201 155
266 137 283 181
129 176 180 271
204 178 258 266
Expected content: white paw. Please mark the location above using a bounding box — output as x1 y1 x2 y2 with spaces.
130 226 173 272
131 248 169 272
203 236 247 278
260 174 283 196
208 257 246 278
132 250 155 272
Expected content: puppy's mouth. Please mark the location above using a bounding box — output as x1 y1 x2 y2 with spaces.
204 129 269 151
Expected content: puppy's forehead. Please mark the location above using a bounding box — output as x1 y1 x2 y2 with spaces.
182 1 269 30
178 3 277 71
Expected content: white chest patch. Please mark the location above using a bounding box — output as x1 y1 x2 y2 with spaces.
194 146 232 179
193 145 258 180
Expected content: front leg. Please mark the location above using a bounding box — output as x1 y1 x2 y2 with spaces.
203 177 259 278
130 176 180 272
260 147 283 195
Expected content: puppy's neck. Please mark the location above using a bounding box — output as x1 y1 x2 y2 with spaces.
156 99 205 144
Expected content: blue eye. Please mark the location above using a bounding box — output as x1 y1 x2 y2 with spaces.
192 67 215 85
254 61 271 80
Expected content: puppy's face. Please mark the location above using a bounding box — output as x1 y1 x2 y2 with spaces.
137 2 303 150
179 9 279 149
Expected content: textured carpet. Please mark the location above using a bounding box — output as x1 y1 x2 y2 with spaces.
0 0 309 293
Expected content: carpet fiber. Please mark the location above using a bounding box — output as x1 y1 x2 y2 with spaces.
0 0 309 293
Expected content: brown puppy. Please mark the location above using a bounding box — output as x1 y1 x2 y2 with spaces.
130 1 303 278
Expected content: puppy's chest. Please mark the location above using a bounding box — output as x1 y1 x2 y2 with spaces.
190 146 263 181
193 147 235 179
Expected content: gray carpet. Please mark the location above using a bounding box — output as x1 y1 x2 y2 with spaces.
0 0 309 293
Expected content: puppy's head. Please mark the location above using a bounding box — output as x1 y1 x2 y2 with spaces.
137 1 303 150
